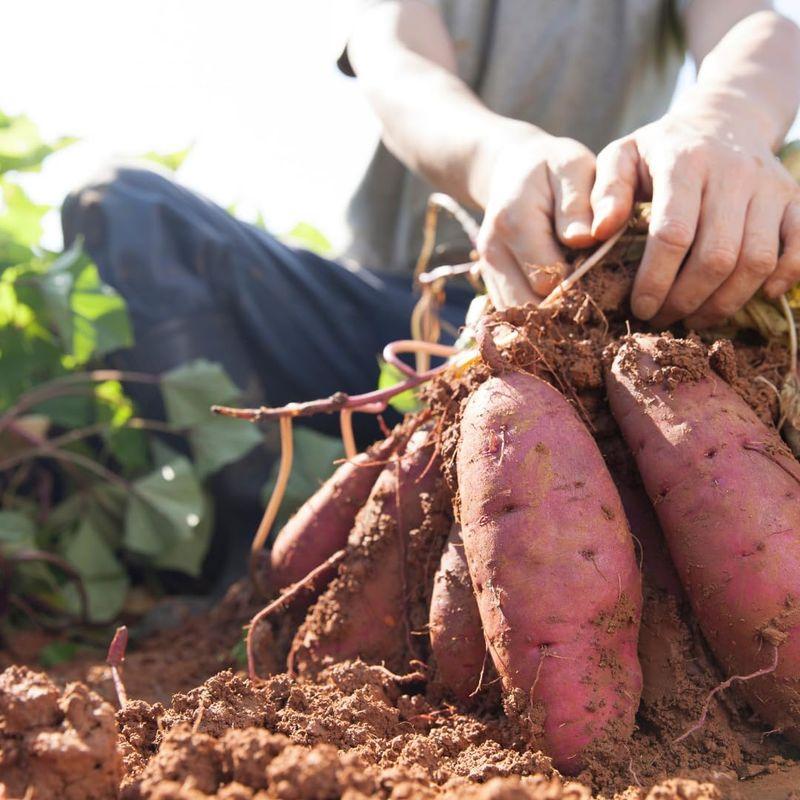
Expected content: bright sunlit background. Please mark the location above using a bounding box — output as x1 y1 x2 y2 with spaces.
4 0 800 251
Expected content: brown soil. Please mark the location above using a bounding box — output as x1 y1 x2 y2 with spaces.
3 573 800 799
3 235 800 799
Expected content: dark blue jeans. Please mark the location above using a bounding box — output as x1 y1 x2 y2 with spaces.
62 167 472 442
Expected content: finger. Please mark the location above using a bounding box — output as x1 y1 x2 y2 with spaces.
630 159 702 320
500 205 567 296
591 138 639 240
684 192 781 328
478 237 538 311
550 155 595 248
764 199 800 298
653 169 752 327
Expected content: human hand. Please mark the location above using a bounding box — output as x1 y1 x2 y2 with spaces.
591 106 800 329
471 121 597 310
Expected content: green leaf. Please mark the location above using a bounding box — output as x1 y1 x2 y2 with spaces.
70 263 132 360
124 456 205 556
153 493 213 577
161 359 240 426
377 359 422 414
36 242 132 363
261 427 343 532
0 511 36 549
0 180 49 246
284 222 332 256
62 517 129 621
189 415 262 478
140 144 192 173
64 574 129 623
38 641 80 668
35 393 95 428
149 438 184 468
0 113 75 174
64 518 122 577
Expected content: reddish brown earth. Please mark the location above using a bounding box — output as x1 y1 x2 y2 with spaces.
2 577 800 799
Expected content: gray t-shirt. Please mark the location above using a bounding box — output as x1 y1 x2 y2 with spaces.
340 0 687 274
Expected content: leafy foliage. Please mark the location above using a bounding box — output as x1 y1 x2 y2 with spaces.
0 113 262 629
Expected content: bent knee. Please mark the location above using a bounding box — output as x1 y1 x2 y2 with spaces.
61 165 177 248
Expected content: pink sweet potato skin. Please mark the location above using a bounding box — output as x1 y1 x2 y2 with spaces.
457 371 642 773
607 333 800 740
269 434 399 591
291 429 449 673
429 524 486 702
613 468 683 599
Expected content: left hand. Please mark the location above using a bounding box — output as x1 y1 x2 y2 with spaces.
590 106 800 329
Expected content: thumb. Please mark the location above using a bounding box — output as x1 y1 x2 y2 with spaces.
591 138 639 239
550 152 597 249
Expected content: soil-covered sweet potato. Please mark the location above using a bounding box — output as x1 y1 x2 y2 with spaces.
290 428 450 674
269 433 401 592
457 370 643 773
607 332 800 741
429 524 486 702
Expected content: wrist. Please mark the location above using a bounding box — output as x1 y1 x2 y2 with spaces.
670 86 780 152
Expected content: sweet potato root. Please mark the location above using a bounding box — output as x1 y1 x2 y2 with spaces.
290 428 450 674
429 524 486 701
607 333 800 741
457 370 643 773
269 433 400 592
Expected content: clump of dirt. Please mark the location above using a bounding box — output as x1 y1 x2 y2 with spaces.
289 433 452 677
0 665 122 799
4 654 796 799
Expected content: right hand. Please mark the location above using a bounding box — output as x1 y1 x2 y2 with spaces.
471 121 598 309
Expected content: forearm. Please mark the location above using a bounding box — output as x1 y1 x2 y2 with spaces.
354 53 505 207
679 10 800 149
347 1 530 208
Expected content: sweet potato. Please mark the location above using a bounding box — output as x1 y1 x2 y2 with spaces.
429 524 486 701
600 438 684 601
269 433 400 592
290 429 449 673
606 333 800 741
457 370 642 773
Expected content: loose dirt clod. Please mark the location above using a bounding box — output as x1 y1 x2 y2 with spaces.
0 665 122 799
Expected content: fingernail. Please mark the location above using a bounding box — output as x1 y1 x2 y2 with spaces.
592 199 616 231
563 220 592 242
633 293 659 320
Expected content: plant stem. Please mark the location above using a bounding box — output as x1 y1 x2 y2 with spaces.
106 625 129 708
340 410 356 460
0 424 132 493
539 226 627 309
250 416 293 554
0 418 177 474
0 369 160 437
213 362 447 423
246 549 346 680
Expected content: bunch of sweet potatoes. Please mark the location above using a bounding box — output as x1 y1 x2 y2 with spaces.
265 330 800 774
